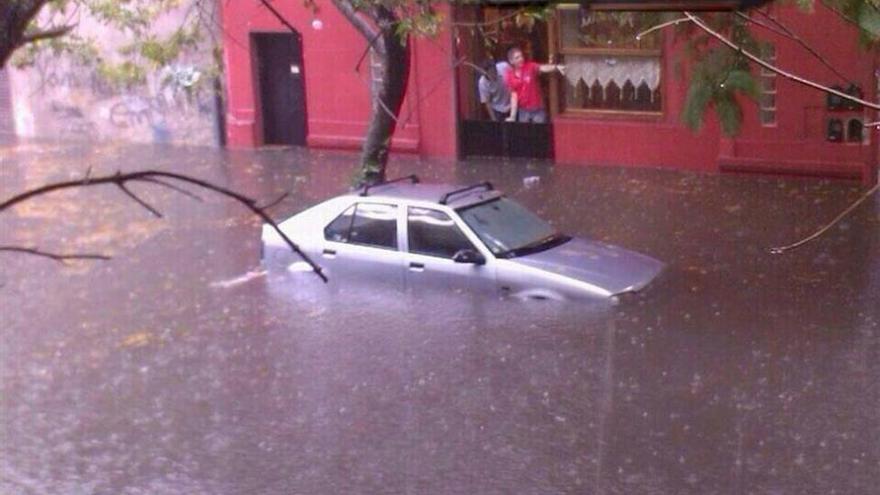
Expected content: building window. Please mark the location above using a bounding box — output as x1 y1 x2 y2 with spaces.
553 6 662 114
759 45 777 126
846 118 864 143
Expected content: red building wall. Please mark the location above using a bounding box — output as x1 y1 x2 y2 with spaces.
719 3 877 182
552 3 877 182
219 0 456 155
552 30 724 173
219 2 877 184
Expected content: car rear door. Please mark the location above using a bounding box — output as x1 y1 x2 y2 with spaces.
403 205 496 296
321 201 405 289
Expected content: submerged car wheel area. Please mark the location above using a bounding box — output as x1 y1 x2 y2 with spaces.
262 175 665 301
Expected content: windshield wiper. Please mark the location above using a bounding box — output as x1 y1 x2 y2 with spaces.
498 233 571 258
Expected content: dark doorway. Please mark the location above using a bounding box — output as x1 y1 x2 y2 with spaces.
252 32 307 146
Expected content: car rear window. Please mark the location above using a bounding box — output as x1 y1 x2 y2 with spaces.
324 202 398 250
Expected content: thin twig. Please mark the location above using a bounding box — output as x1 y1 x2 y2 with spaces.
376 95 399 123
139 177 205 202
19 24 76 45
115 182 163 218
683 12 880 111
0 170 327 281
749 10 849 83
769 182 880 254
355 29 384 73
635 17 690 40
735 11 790 38
451 8 527 28
258 191 290 210
0 246 111 263
331 0 380 42
257 0 299 35
398 56 467 125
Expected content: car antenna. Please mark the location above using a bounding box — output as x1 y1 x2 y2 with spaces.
439 182 494 205
360 174 420 196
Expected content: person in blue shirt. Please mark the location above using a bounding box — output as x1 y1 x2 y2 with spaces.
477 60 512 122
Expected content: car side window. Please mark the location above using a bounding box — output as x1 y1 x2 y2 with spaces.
324 203 398 250
408 207 475 259
324 205 356 242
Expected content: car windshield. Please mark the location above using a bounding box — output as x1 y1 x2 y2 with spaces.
458 197 568 258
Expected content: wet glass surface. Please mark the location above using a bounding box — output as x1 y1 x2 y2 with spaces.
1 142 878 494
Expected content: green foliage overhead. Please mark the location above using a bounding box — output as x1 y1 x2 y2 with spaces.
823 0 880 42
679 12 765 136
679 0 876 136
14 0 216 90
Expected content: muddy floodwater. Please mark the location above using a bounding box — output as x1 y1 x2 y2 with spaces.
1 142 878 494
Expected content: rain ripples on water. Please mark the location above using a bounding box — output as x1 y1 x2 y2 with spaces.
1 142 878 494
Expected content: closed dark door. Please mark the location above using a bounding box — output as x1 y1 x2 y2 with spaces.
253 32 306 146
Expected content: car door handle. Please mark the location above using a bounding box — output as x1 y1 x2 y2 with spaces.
322 248 337 258
409 262 425 271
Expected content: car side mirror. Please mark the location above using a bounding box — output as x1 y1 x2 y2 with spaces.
453 249 486 265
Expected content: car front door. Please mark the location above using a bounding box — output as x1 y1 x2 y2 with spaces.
321 201 405 289
403 205 496 296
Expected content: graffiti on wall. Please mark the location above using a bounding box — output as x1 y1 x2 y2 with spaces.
19 56 218 145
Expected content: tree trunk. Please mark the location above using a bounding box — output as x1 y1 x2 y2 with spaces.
331 1 410 185
360 7 410 184
0 1 48 69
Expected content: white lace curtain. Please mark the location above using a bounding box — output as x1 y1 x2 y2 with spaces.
563 55 661 93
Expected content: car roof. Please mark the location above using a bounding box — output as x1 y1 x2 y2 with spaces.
347 182 503 208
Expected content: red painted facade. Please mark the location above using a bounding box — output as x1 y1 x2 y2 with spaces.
219 2 877 184
219 1 456 155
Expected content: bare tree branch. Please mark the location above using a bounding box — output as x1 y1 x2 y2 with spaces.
116 181 163 218
0 170 327 282
330 0 381 45
636 17 691 40
19 24 75 45
769 182 880 254
451 8 527 28
682 12 880 111
257 190 289 210
748 10 850 83
139 177 205 202
0 246 111 263
257 0 302 36
355 29 384 73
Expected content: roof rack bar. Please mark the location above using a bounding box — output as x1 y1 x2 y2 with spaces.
360 174 420 196
439 182 494 205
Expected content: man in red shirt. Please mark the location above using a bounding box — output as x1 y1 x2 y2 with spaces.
504 46 566 124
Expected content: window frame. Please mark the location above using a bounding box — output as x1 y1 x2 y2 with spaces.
323 201 401 252
549 3 666 119
406 206 478 260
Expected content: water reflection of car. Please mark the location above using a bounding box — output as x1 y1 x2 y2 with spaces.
262 176 664 301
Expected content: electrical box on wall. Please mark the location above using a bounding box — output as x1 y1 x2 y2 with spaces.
827 86 845 110
828 84 864 111
827 118 844 142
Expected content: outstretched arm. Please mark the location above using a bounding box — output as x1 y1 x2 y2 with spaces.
539 64 566 75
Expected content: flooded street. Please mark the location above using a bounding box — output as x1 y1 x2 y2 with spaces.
1 142 878 494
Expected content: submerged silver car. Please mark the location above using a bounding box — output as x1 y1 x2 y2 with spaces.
262 176 664 301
